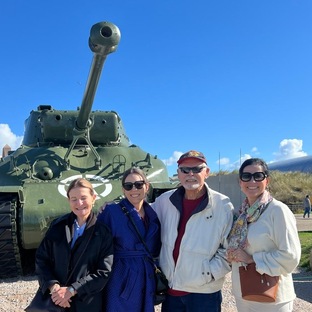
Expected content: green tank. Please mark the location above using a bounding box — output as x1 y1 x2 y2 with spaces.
0 21 178 278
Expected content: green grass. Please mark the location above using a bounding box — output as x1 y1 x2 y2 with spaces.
299 232 312 270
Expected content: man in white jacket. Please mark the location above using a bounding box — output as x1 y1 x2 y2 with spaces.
152 150 234 312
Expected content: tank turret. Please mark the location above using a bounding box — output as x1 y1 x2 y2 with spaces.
0 21 178 278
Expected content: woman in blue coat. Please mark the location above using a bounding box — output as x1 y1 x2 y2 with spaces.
98 167 161 312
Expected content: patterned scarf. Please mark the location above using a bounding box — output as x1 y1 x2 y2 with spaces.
227 190 273 261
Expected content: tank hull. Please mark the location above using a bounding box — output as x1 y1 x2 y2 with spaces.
0 143 177 276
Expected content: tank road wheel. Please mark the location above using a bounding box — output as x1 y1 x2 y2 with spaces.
0 195 22 278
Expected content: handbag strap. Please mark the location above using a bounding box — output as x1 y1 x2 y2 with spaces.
120 204 164 276
119 204 153 258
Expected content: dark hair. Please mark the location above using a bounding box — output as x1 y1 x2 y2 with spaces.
66 178 95 198
239 158 270 177
121 167 148 185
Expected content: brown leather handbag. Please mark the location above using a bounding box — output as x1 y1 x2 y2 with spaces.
239 263 279 302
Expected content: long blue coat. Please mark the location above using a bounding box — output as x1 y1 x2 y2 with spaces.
97 198 161 312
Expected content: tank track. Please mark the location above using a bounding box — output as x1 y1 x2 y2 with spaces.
0 194 23 278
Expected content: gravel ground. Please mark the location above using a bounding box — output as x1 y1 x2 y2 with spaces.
0 267 310 312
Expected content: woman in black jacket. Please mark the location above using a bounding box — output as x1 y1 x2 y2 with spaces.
35 178 113 312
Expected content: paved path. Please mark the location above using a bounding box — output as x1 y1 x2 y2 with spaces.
295 214 312 232
294 214 312 306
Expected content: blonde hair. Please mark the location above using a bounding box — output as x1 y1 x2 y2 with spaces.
66 178 94 198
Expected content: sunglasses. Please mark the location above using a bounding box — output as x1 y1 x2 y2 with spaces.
122 181 145 191
240 172 267 182
179 166 206 174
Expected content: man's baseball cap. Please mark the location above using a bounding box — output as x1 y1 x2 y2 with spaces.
177 150 207 165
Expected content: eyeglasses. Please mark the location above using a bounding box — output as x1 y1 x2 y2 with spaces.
179 166 206 174
240 172 267 182
122 181 145 191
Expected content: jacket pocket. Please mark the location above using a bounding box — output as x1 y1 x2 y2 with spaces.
120 267 138 300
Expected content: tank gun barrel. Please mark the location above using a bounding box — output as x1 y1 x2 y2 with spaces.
64 21 121 169
76 21 121 131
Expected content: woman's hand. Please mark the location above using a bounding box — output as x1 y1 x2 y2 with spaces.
227 248 254 264
49 283 60 294
99 201 115 213
51 286 72 308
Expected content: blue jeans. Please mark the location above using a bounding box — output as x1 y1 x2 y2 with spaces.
161 291 222 312
303 207 310 218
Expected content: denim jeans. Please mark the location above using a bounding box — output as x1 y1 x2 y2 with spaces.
303 207 310 218
161 291 222 312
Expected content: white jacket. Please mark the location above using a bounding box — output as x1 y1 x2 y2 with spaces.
231 198 301 303
152 184 234 293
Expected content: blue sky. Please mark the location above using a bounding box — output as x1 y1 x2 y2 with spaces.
1 0 311 177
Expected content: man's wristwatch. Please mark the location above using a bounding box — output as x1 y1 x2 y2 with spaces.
67 286 75 297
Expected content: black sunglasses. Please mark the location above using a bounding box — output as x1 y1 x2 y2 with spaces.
122 181 145 191
179 166 206 174
240 172 267 182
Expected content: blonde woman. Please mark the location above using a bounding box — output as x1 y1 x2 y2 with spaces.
35 178 113 311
